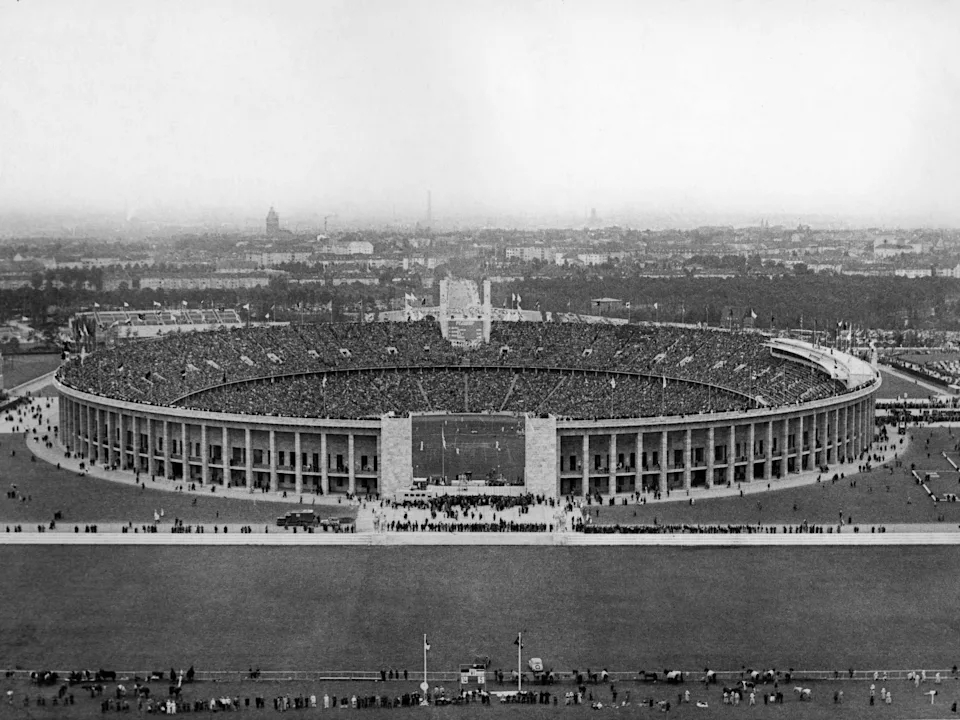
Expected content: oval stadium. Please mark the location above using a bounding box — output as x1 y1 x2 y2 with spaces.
55 279 879 501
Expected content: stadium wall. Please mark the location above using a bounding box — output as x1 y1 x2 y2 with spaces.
54 376 878 501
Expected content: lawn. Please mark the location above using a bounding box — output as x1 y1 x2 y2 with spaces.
3 545 960 672
2 353 60 390
876 368 934 400
0 436 356 526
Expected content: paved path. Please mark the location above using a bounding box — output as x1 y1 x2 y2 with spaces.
3 528 960 545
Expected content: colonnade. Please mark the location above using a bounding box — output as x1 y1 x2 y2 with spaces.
58 396 380 497
558 395 876 497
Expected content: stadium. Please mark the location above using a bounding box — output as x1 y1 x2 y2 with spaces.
54 280 880 501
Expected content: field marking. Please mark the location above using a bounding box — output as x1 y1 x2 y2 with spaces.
4 531 960 546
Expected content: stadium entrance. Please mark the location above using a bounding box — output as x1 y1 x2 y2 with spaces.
411 414 525 492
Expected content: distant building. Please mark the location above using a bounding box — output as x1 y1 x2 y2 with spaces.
266 207 280 236
591 297 623 313
506 246 556 263
318 240 374 255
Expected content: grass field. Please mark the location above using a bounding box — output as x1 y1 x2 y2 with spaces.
0 436 356 526
3 545 960 672
412 415 526 483
876 368 934 399
2 353 60 390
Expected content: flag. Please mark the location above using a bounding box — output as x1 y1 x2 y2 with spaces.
441 427 447 450
424 637 431 651
123 302 129 308
662 375 667 389
514 633 523 649
750 309 757 319
182 300 188 307
242 303 250 310
653 302 659 310
153 301 161 308
93 302 100 308
512 293 516 303
625 301 631 309
610 377 616 389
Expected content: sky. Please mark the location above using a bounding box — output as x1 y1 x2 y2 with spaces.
0 0 958 226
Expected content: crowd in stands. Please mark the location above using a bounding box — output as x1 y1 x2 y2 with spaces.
59 321 852 419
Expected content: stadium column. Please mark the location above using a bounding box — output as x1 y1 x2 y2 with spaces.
747 422 755 482
609 433 617 495
841 405 850 461
705 426 714 488
163 420 173 480
682 428 691 490
294 431 303 496
635 431 644 492
269 429 278 492
581 434 589 497
797 415 805 471
781 417 789 475
221 426 229 486
725 425 735 486
201 424 210 485
320 432 329 495
108 411 117 467
819 411 827 466
181 422 188 481
830 408 840 463
132 415 139 472
146 418 156 476
348 433 356 495
95 407 103 464
85 404 92 459
244 427 253 491
658 430 667 494
765 421 773 480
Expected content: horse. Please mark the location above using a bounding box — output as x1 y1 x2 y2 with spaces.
638 671 658 683
793 687 812 701
703 669 717 685
761 670 777 683
31 671 58 686
665 670 683 684
96 670 116 682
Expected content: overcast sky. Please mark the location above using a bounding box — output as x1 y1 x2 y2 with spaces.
0 0 958 225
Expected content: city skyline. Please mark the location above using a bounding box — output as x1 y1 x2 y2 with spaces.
1 0 958 227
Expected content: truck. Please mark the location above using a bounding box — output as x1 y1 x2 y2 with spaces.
275 510 321 528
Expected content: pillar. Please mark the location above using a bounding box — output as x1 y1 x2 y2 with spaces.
245 427 253 490
658 429 667 493
765 420 773 480
609 433 618 494
376 431 382 496
131 414 140 471
221 425 229 486
201 424 210 485
747 422 755 482
94 407 102 464
781 417 789 475
682 428 691 490
320 432 329 495
269 429 278 492
726 424 735 485
347 433 356 495
705 426 714 488
163 420 172 479
832 407 840 464
108 411 117 467
636 431 644 492
295 431 303 496
181 422 188 481
581 434 590 497
147 417 156 476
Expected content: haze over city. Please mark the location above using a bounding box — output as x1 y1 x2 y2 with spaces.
1 0 958 228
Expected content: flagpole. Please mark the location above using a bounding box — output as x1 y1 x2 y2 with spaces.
423 634 427 689
517 632 522 693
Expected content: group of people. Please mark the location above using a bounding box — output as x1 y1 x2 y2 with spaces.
59 321 854 420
